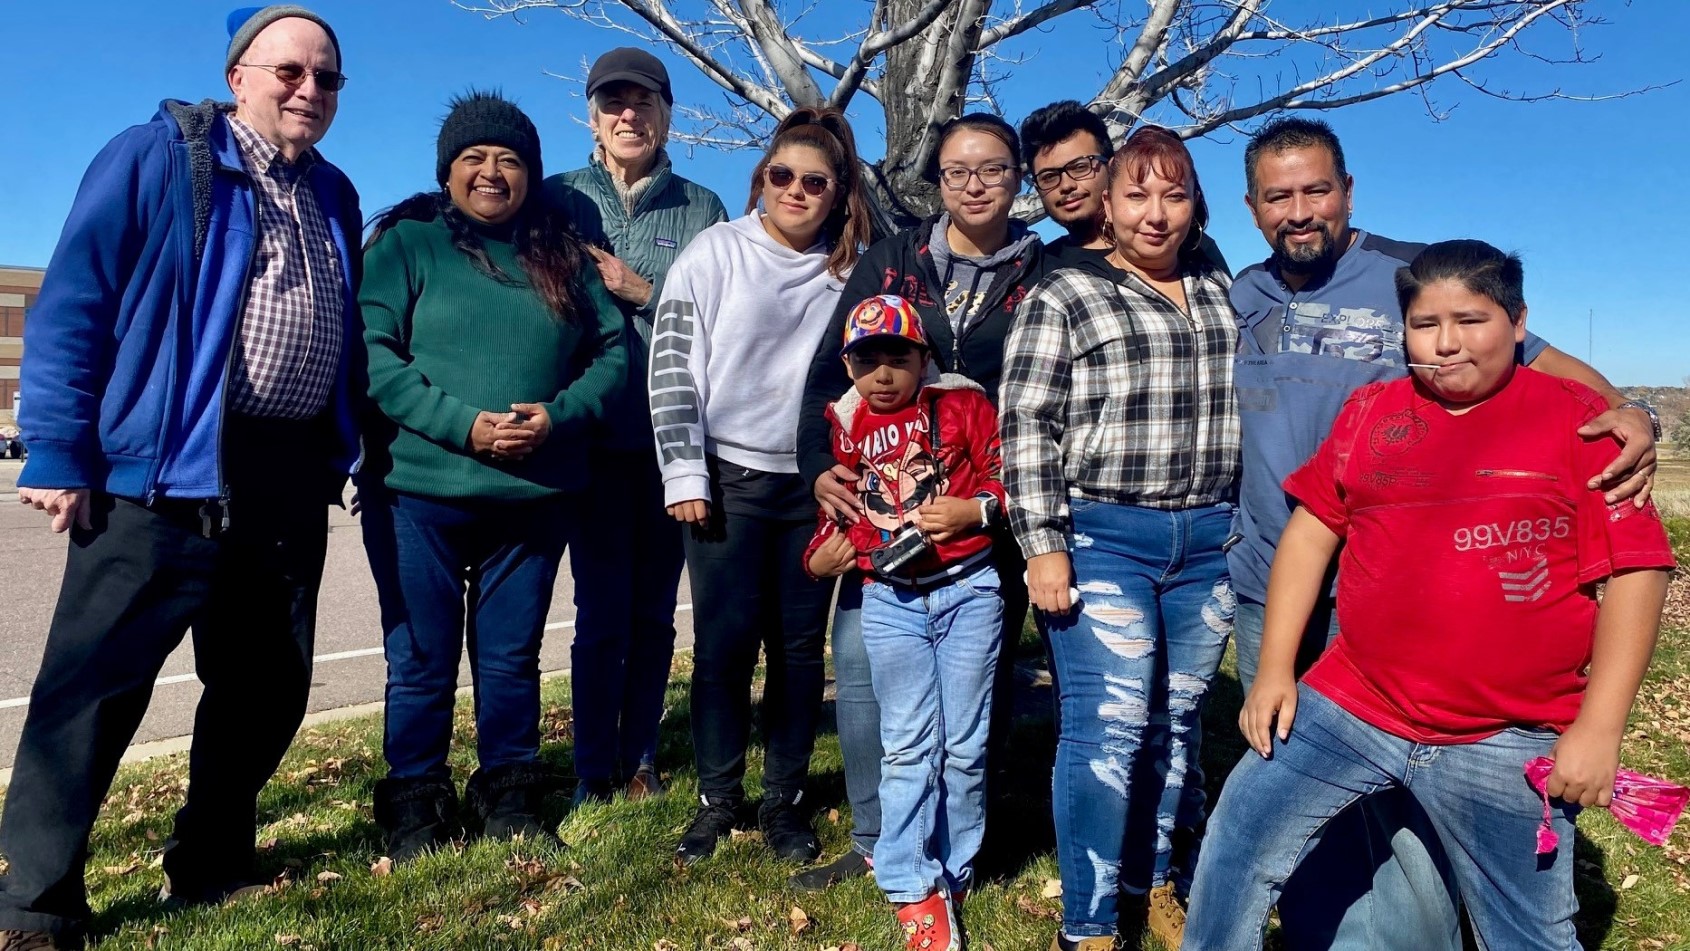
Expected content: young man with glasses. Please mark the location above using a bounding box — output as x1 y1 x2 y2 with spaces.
0 7 363 949
1021 100 1231 275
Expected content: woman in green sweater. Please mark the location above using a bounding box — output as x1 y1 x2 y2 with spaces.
358 92 626 861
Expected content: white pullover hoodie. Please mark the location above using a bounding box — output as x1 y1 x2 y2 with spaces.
649 212 848 506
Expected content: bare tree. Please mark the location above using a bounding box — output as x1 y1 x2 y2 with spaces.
457 0 1632 232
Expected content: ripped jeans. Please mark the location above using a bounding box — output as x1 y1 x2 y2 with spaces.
1048 499 1235 938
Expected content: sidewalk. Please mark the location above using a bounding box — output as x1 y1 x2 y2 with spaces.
0 459 18 499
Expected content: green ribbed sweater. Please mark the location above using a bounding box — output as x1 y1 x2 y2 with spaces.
359 215 627 499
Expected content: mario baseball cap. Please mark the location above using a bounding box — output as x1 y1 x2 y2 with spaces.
840 295 929 356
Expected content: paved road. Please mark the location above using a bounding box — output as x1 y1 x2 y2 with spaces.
0 461 695 770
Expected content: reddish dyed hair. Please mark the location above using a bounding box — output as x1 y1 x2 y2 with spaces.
1106 124 1210 256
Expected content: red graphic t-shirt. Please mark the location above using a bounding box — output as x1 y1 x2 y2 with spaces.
1285 368 1676 744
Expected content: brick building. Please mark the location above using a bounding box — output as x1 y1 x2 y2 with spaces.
0 265 44 424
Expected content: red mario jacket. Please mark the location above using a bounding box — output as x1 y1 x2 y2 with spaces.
802 374 1007 584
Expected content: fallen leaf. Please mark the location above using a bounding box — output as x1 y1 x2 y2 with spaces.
1016 895 1062 921
370 857 394 877
275 936 302 947
788 905 812 934
827 808 841 824
1621 873 1640 890
1040 878 1063 899
654 941 678 951
720 916 753 932
730 939 754 951
316 870 342 883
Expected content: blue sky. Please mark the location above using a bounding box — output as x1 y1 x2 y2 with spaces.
3 1 1685 384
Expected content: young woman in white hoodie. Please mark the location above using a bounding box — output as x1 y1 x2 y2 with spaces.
649 107 874 866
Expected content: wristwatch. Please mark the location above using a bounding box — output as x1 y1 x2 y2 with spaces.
1616 399 1661 440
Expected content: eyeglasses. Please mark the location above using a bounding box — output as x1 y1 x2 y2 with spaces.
1029 154 1107 192
766 164 834 197
937 164 1017 191
239 63 349 92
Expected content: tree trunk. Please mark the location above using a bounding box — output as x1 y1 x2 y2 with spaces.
868 0 990 233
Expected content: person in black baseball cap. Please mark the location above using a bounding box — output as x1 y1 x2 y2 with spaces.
585 47 673 105
544 47 728 813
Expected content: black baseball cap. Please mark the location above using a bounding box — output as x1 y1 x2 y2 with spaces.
586 48 673 105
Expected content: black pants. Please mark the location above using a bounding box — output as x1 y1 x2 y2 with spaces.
0 417 332 939
681 458 832 803
985 531 1035 776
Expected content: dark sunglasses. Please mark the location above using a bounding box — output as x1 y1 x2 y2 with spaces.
240 62 349 92
766 164 833 197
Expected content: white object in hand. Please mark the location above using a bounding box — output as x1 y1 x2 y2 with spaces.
1022 570 1081 604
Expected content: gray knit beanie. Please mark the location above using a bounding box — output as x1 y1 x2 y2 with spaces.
225 5 342 73
436 91 544 186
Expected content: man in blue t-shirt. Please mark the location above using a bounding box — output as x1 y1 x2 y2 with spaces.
1226 117 1660 949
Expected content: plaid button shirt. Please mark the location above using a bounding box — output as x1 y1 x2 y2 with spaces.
226 117 343 419
1002 262 1241 558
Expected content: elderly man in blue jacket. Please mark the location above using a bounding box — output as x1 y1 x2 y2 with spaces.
0 7 363 948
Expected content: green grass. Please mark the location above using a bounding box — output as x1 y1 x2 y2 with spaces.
14 524 1690 949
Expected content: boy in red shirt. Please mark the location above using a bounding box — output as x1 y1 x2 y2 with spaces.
804 295 1007 951
1184 240 1675 951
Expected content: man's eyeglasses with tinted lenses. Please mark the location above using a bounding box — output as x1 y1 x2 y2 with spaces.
240 63 349 92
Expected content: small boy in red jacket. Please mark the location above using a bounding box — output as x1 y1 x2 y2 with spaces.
804 295 1006 951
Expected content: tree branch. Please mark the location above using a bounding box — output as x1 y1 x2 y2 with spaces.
1094 0 1182 120
1178 0 1580 136
1134 0 1263 105
830 0 952 110
912 0 990 169
735 0 826 105
977 0 1098 49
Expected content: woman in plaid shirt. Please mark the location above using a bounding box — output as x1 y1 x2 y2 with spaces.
1001 126 1240 951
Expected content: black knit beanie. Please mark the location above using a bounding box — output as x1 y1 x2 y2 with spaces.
436 91 543 186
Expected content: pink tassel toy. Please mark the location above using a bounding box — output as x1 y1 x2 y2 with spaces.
1523 756 1690 855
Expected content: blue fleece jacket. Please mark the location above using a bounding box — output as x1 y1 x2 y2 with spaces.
19 100 364 501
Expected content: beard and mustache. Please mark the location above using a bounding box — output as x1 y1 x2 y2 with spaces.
1272 221 1340 275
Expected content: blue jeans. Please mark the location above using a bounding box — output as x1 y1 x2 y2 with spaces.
1187 688 1580 951
861 564 1003 902
568 450 685 784
1234 598 1460 951
829 576 883 858
1049 499 1234 937
364 491 572 780
833 536 1031 861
